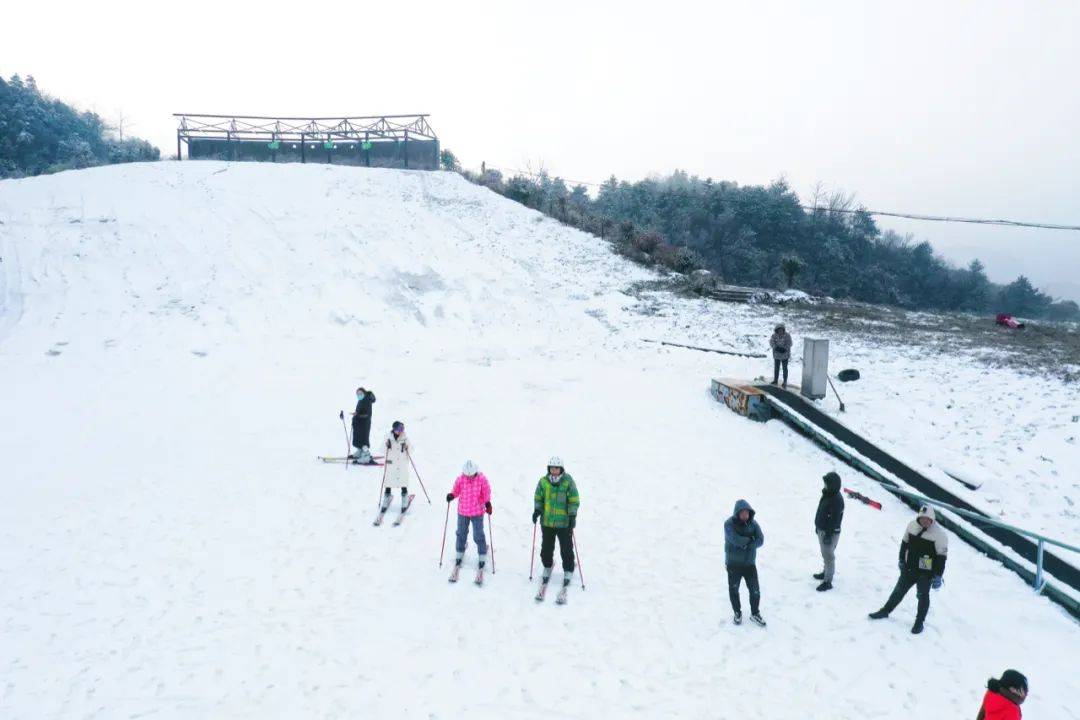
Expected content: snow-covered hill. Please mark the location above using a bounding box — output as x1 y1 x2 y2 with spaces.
1 162 1077 719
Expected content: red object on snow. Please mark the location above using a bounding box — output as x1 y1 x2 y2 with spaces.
978 690 1022 720
843 487 882 510
996 313 1024 329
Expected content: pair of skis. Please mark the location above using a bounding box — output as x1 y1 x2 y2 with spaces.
373 494 415 527
843 487 882 509
535 577 571 605
448 564 486 587
319 454 385 466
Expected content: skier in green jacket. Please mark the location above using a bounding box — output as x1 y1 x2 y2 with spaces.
533 456 580 595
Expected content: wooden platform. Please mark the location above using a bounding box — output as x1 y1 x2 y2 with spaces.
710 378 772 422
753 380 803 395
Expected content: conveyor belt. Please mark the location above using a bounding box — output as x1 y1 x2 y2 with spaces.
757 384 1080 594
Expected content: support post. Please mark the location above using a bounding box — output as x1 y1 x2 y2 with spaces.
176 132 182 160
1035 539 1045 592
403 130 409 168
301 133 306 164
364 131 370 166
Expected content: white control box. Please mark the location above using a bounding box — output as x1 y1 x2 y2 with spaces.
801 338 829 400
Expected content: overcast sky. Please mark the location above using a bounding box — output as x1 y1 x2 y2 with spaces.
5 1 1079 300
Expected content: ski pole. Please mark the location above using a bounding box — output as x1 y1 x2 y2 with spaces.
528 522 537 580
376 455 388 507
438 499 451 567
406 450 432 504
339 410 351 471
572 530 585 590
488 513 496 574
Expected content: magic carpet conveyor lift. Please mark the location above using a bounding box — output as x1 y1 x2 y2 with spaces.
709 338 1080 619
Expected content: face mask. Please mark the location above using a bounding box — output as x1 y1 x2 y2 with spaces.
357 393 364 400
549 473 562 484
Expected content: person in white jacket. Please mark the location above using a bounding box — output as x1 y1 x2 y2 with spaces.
381 421 413 512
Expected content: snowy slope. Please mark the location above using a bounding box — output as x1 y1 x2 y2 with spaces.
1 162 1077 719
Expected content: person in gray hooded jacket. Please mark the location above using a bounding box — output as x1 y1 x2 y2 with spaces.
769 325 793 387
724 499 766 626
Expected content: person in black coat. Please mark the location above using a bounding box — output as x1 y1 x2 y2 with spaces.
351 387 376 462
813 471 845 591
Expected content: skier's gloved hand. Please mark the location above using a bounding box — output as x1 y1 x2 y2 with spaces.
484 501 492 515
446 493 455 503
568 514 576 530
897 560 905 572
931 575 944 590
532 510 541 524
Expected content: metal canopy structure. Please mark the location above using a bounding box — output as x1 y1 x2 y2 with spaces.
174 113 439 168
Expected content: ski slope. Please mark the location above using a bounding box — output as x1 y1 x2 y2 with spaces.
1 162 1077 719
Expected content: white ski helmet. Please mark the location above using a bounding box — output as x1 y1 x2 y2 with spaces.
462 459 479 476
547 456 564 469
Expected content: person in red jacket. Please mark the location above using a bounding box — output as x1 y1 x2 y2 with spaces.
976 669 1027 720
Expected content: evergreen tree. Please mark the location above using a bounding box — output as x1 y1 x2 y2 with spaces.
439 149 461 172
461 167 1077 321
998 276 1052 317
780 254 805 288
0 73 159 179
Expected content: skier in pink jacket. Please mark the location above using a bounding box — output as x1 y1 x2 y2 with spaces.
446 460 492 578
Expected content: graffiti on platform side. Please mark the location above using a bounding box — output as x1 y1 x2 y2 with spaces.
713 382 750 416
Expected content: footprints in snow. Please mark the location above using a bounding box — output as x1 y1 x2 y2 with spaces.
48 337 210 357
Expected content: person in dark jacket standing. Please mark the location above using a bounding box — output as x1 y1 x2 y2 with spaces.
724 499 766 626
868 504 948 634
976 669 1027 720
769 324 793 387
350 387 376 464
813 471 845 591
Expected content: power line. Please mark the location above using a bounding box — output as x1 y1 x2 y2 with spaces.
483 164 605 189
478 164 1080 232
802 206 1080 232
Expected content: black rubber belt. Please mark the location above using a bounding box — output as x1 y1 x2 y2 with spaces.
757 384 1080 593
